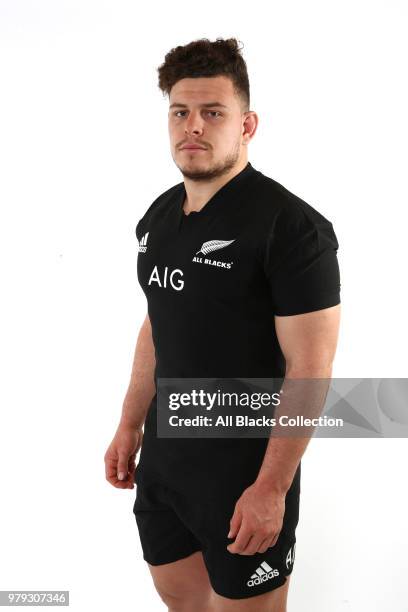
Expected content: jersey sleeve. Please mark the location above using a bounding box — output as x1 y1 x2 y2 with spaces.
263 208 341 316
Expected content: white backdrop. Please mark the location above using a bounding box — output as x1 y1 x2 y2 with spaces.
0 1 407 610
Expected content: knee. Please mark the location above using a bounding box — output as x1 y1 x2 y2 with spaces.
155 586 185 611
154 584 211 612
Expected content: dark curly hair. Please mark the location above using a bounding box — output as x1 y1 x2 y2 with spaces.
157 37 250 112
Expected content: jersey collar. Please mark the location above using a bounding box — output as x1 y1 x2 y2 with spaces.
175 162 258 230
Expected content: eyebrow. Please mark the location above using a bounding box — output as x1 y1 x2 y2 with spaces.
169 102 228 110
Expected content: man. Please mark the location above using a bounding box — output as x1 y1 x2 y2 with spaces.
105 37 341 612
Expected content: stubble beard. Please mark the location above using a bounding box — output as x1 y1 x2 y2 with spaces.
177 141 241 182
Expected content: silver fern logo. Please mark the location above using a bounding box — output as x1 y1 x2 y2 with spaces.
196 239 235 256
192 238 236 270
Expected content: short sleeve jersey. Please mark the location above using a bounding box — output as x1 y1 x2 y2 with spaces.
135 162 340 490
136 161 341 382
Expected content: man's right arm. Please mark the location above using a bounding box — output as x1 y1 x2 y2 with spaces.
104 313 156 489
120 313 156 430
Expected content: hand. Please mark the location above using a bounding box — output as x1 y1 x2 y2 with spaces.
104 425 143 489
227 481 286 555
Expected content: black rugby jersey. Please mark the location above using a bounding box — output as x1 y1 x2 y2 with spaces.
134 161 340 490
136 161 340 381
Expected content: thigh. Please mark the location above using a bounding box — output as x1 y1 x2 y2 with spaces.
148 550 213 604
210 575 291 612
134 483 213 609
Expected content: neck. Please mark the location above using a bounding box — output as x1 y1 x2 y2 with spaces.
182 157 249 214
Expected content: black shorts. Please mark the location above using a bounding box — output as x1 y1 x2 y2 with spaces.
133 398 301 599
133 464 300 600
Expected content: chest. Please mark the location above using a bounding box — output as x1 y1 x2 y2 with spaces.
137 216 268 301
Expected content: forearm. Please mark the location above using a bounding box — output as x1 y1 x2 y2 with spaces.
119 315 156 430
255 365 333 493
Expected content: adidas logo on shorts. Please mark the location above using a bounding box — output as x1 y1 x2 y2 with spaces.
247 561 280 587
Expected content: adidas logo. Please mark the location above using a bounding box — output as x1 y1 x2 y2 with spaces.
247 561 279 587
138 232 149 253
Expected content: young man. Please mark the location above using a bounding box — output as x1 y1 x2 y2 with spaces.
105 38 341 612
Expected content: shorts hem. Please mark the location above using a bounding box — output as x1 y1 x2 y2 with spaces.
142 546 202 567
209 574 288 600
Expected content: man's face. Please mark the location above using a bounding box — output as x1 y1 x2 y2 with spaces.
168 75 251 181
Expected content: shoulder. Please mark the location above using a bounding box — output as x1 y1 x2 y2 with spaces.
252 170 335 235
250 170 340 272
135 182 182 239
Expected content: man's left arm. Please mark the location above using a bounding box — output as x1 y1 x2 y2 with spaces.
227 304 341 555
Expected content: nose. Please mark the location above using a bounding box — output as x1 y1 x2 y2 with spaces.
184 110 204 136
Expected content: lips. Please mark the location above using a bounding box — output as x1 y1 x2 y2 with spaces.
180 144 207 150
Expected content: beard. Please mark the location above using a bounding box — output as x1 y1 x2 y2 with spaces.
176 141 241 182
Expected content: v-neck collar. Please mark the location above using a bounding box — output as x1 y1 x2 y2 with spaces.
175 162 258 231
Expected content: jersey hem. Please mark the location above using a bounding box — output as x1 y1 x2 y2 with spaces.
273 292 341 317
